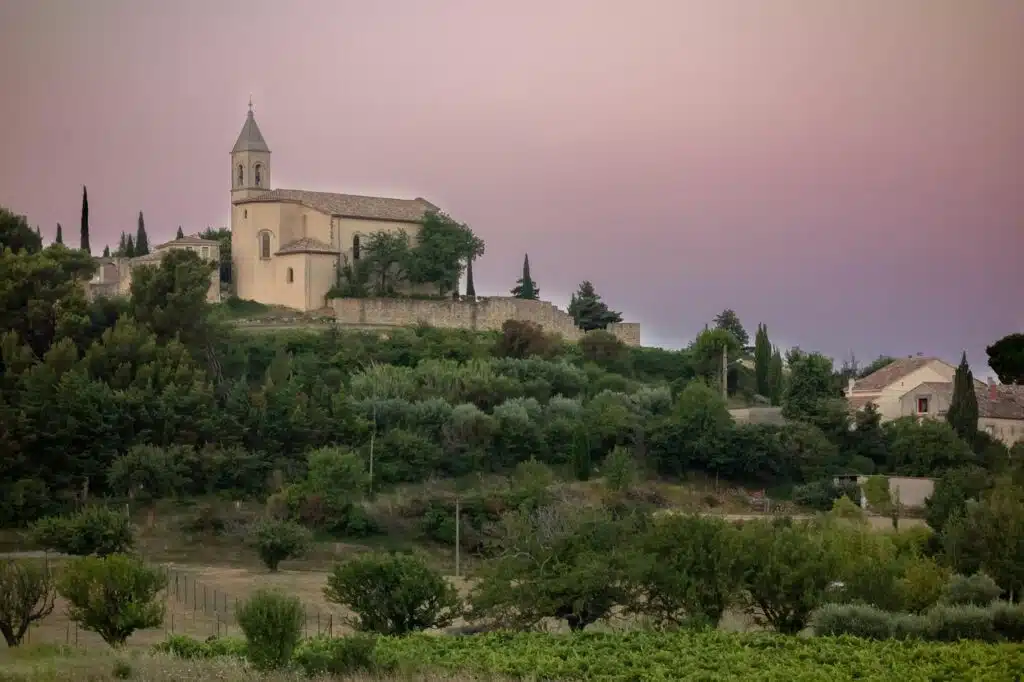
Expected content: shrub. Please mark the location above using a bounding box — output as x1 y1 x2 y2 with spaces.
58 553 166 647
0 559 57 646
925 604 997 642
324 552 460 635
247 519 310 572
942 572 1002 606
895 556 949 613
810 604 904 640
990 601 1024 642
236 589 305 671
153 634 247 659
29 506 134 557
792 480 851 512
293 634 385 676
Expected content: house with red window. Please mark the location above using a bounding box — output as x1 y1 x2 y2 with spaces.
844 355 1024 446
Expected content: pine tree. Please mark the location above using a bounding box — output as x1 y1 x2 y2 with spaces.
34 225 41 239
102 245 110 257
125 234 136 258
176 226 184 239
80 185 91 254
135 211 150 255
117 232 127 256
947 351 979 444
510 253 539 300
568 280 622 331
754 323 771 397
465 258 476 297
55 223 64 245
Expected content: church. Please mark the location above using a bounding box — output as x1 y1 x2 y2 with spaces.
230 103 439 311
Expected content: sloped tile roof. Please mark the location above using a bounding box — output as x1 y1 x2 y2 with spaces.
276 237 336 255
851 357 946 392
234 189 437 223
153 235 220 249
978 384 1024 421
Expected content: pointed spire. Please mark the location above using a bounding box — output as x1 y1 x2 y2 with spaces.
232 99 270 153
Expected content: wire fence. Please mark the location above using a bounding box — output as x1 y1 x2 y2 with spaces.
10 563 339 650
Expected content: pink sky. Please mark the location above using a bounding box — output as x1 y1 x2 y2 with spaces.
1 0 1021 369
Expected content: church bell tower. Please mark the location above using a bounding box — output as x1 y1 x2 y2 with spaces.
230 98 271 201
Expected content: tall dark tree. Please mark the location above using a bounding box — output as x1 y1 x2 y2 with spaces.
117 232 127 256
754 323 771 397
713 309 748 347
947 351 979 444
55 223 64 245
465 257 476 297
568 281 622 332
510 253 539 300
176 226 184 239
0 207 43 254
80 186 91 254
125 234 136 258
102 245 110 257
986 333 1024 385
767 347 785 404
135 211 150 256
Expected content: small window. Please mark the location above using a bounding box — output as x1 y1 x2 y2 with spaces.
286 267 294 283
352 234 361 260
243 209 248 219
917 397 929 414
259 232 271 260
201 246 210 260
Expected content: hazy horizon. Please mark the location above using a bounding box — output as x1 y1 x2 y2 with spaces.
1 0 1021 372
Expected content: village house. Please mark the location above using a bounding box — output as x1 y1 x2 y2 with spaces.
87 235 222 303
844 355 1024 446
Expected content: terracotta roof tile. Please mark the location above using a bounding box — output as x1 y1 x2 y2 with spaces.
978 384 1024 421
154 236 220 249
276 238 336 255
234 189 438 223
851 357 945 392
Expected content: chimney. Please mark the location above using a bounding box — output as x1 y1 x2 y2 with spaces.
988 377 997 400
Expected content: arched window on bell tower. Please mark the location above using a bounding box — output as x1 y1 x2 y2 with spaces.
237 164 244 187
254 163 262 187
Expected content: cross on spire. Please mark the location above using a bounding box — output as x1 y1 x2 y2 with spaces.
248 94 253 114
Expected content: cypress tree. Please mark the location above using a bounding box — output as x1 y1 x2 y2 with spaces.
767 347 785 405
754 323 771 397
125 234 136 258
947 351 979 443
102 245 110 257
135 211 150 255
465 258 476 297
117 232 127 255
176 226 184 239
80 185 91 254
34 225 41 239
510 253 539 300
55 223 64 245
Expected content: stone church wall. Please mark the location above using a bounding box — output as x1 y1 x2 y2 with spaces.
331 297 641 346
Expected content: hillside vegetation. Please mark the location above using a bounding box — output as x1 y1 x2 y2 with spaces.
2 210 1023 679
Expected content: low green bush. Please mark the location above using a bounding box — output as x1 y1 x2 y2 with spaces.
292 634 387 676
153 634 247 659
810 604 904 640
236 590 305 670
990 601 1024 642
941 572 1002 607
926 604 998 642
